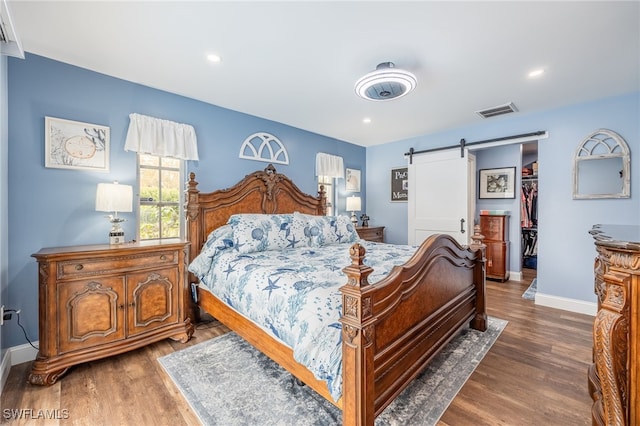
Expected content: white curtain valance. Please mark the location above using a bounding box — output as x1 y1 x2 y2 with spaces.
315 153 344 178
124 113 199 160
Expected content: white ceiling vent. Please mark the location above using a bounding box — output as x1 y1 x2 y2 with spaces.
475 102 518 119
0 0 24 58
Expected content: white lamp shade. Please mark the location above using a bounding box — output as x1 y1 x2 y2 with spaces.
346 196 361 212
96 182 133 213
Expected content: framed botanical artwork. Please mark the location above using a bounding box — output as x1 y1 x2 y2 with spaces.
45 116 110 171
345 168 361 192
390 167 408 202
479 167 516 199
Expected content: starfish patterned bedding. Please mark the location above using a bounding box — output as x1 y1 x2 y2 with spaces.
189 213 417 401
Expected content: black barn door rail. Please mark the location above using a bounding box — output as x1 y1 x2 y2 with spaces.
405 131 546 164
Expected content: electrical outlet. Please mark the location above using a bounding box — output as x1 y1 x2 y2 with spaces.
0 307 19 325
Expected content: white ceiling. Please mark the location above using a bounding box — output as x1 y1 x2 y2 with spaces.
6 1 639 147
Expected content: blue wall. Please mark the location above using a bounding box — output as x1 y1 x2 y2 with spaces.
367 92 639 305
5 52 639 349
5 53 365 347
1 56 8 363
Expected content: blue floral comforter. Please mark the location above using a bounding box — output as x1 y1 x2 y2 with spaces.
192 240 417 401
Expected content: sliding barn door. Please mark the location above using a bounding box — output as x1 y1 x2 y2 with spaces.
408 149 476 246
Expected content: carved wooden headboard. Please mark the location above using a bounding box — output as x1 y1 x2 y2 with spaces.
185 164 327 266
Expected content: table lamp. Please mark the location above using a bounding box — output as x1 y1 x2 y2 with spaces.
96 181 133 244
346 195 361 227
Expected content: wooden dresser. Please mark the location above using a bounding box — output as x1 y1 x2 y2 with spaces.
479 214 509 281
30 240 194 385
589 224 640 426
356 226 384 242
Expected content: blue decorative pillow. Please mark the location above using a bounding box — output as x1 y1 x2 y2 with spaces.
294 212 359 247
229 213 308 254
188 224 235 279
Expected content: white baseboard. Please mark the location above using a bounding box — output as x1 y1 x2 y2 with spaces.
509 270 522 282
535 293 597 316
0 350 10 398
9 341 39 365
0 342 38 395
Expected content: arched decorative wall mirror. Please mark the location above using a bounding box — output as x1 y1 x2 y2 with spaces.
573 129 630 199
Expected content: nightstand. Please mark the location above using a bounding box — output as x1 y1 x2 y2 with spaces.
30 240 194 385
356 226 385 242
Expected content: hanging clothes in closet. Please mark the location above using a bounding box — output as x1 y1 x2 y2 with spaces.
522 230 538 257
521 180 538 228
521 179 538 268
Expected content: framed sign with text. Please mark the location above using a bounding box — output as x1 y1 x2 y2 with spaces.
391 167 408 202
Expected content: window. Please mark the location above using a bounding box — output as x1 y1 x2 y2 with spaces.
138 154 184 240
318 175 334 216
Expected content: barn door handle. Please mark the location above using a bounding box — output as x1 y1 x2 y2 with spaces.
460 218 466 234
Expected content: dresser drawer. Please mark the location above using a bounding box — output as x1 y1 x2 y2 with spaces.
58 250 179 279
480 216 506 241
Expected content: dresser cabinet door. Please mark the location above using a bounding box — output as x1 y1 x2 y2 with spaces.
58 277 126 353
485 242 506 278
126 267 178 336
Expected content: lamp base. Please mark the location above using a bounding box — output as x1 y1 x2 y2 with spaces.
350 211 358 227
109 219 125 245
109 231 125 245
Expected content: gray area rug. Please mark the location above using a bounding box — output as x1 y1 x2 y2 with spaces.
158 317 507 426
522 278 537 300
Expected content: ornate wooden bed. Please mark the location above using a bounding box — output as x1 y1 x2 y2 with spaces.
185 164 487 425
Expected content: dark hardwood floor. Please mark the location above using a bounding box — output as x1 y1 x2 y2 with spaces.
441 269 593 426
1 269 593 425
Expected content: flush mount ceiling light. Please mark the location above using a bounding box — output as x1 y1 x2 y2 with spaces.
528 68 545 78
355 62 417 101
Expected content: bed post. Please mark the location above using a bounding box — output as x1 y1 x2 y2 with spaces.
470 224 488 331
185 172 201 323
340 243 376 426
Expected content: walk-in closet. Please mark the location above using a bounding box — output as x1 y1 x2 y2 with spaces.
521 143 538 275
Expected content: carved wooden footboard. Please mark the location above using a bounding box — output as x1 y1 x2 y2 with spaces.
185 164 487 426
340 235 486 424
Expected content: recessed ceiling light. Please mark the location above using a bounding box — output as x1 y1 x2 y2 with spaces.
363 117 372 124
528 68 545 78
207 54 222 63
355 62 417 101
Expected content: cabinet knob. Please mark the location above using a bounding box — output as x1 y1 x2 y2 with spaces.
75 264 84 271
160 255 167 260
